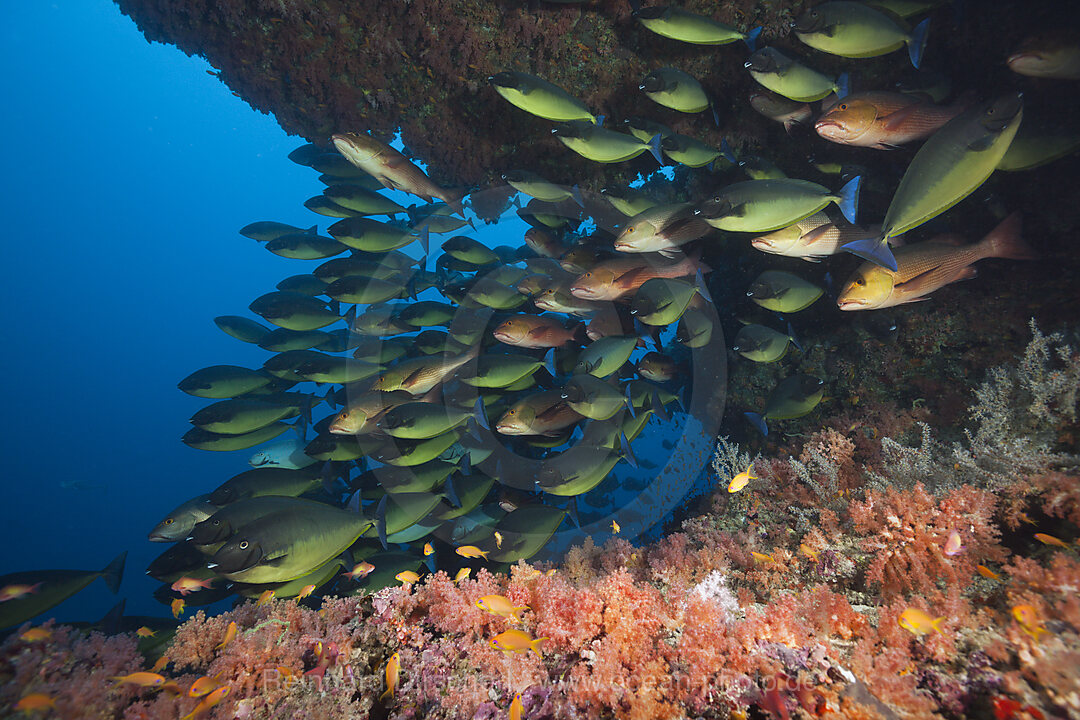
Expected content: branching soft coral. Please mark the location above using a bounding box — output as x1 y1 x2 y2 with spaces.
850 482 1007 597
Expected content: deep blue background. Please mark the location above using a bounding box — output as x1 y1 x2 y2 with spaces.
0 2 325 622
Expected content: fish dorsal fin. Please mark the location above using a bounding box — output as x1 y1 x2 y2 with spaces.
930 235 966 246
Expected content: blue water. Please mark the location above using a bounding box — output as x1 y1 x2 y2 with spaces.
0 2 324 621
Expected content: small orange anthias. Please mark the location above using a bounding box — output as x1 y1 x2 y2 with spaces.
1011 604 1048 641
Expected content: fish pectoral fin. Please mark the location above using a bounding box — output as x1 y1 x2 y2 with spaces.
526 326 550 339
800 224 837 246
877 102 923 131
535 404 568 423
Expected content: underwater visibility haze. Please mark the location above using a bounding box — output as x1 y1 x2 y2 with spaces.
2 1 1080 719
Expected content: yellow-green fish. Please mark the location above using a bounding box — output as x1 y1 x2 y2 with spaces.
488 71 597 123
747 270 823 312
553 121 663 164
633 6 761 48
640 68 711 115
794 2 930 68
744 374 825 436
733 323 801 363
745 48 849 102
696 177 860 233
845 93 1023 270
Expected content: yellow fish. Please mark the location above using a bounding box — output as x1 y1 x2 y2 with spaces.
728 464 757 493
297 584 317 600
1012 604 1048 641
216 621 238 649
976 565 1001 581
19 627 51 642
456 545 489 560
181 685 230 720
751 551 775 563
510 692 524 720
150 655 170 674
14 694 56 712
1034 532 1070 549
454 568 472 583
379 652 400 703
490 629 548 657
188 674 222 698
494 531 504 549
611 520 621 534
344 561 376 580
112 671 166 688
476 594 529 623
423 542 435 556
171 598 186 619
396 570 421 584
799 544 820 562
256 589 275 607
898 607 944 636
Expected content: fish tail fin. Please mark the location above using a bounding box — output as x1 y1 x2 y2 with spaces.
647 133 665 165
711 100 720 127
619 431 638 468
720 138 737 164
836 175 861 225
981 212 1036 261
908 17 930 70
443 188 468 217
531 637 548 658
835 72 850 100
376 496 388 549
744 411 768 437
932 616 946 636
595 114 605 127
378 687 393 703
743 26 763 52
473 397 489 430
102 551 127 594
843 234 898 271
787 321 803 352
571 184 585 208
444 474 462 508
100 599 126 635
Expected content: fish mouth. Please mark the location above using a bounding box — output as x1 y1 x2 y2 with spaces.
750 238 773 251
836 298 866 311
813 120 847 138
569 286 596 299
495 422 523 435
492 331 519 344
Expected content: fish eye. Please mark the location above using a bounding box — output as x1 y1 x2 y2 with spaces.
855 278 865 286
584 272 592 278
164 518 174 525
838 103 847 111
239 541 249 549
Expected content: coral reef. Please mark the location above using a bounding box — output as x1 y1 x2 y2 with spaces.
4 326 1077 719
